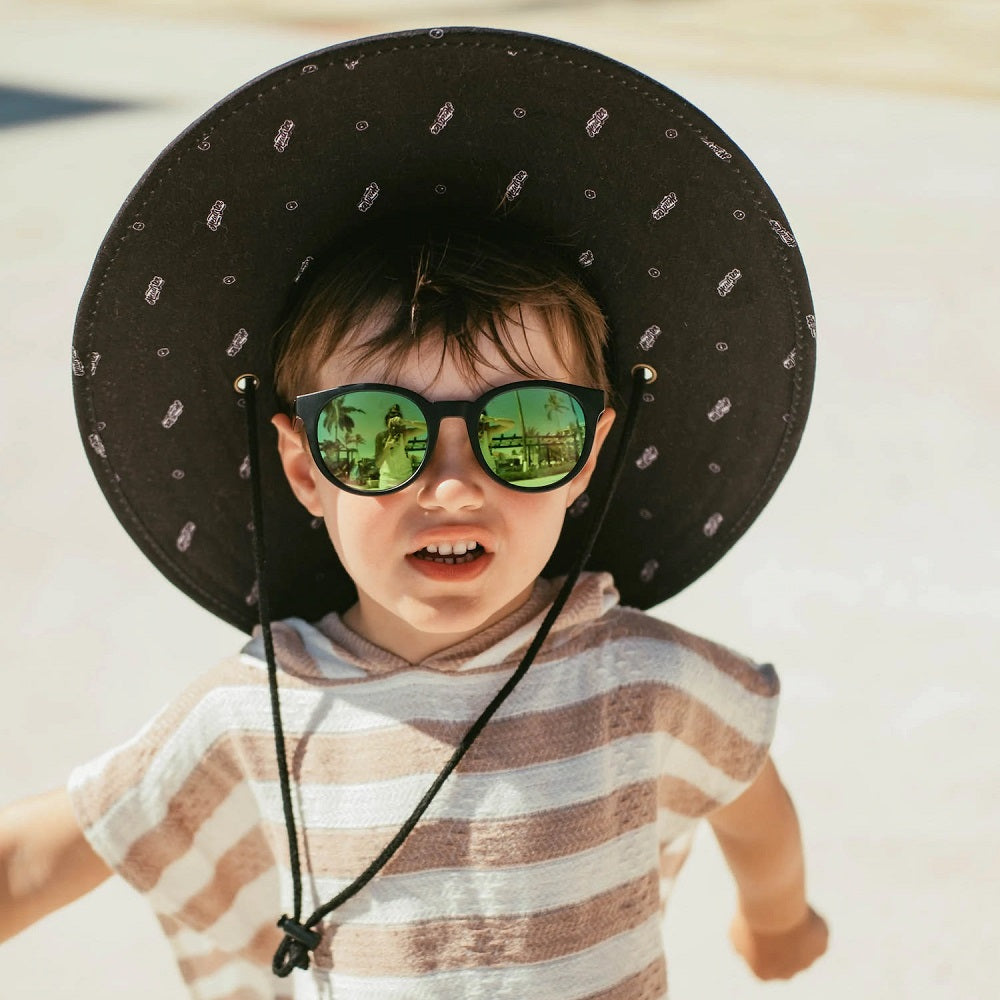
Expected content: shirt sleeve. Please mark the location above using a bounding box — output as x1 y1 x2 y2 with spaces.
652 621 781 816
67 654 285 997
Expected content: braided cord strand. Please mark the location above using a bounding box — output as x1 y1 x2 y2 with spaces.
235 376 311 973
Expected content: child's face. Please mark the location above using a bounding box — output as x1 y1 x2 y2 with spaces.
273 307 615 662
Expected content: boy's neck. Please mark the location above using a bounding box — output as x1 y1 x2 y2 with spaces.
340 582 537 664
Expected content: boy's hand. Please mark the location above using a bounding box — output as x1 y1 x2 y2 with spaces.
729 905 829 980
707 757 828 981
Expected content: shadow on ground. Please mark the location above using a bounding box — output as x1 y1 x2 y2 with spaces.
0 84 142 130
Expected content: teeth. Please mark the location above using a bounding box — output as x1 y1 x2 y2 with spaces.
418 541 481 557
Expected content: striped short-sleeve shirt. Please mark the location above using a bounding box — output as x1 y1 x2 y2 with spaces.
68 572 779 999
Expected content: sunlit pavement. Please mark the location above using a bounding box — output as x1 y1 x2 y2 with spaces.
1 2 997 997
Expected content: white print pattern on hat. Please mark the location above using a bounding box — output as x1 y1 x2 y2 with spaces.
639 325 661 351
703 513 724 537
72 348 101 377
782 347 798 370
206 200 226 231
273 120 295 152
579 250 594 267
635 445 658 470
717 269 742 296
707 398 732 423
358 183 379 212
430 103 454 134
504 170 528 201
226 329 249 357
176 522 196 552
769 219 796 247
162 401 184 429
640 559 659 582
145 276 164 305
88 433 106 458
807 315 817 338
652 193 678 220
586 108 609 137
701 137 732 161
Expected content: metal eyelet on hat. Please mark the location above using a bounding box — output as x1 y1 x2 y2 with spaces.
234 374 260 394
631 363 657 384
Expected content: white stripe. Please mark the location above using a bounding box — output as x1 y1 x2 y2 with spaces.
291 913 665 1000
293 823 661 924
251 732 746 831
235 631 775 739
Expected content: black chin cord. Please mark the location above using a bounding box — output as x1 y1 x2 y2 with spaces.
237 366 651 978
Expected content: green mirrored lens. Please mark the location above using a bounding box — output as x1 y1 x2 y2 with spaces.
316 390 428 492
477 386 587 488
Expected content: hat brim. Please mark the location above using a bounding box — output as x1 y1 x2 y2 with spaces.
73 26 814 631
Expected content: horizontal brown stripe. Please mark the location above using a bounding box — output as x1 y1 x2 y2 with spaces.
300 779 667 878
198 681 766 785
310 871 661 975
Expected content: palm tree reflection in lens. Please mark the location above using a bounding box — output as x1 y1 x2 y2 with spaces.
316 386 588 492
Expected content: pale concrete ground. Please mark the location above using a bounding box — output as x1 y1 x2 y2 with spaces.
1 1 997 997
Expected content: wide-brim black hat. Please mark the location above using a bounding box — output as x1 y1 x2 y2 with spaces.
73 26 815 632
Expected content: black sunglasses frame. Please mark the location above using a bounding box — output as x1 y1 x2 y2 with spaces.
294 379 606 496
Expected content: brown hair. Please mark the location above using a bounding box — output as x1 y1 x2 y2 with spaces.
272 217 611 406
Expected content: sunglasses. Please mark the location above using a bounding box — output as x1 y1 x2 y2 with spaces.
294 380 606 495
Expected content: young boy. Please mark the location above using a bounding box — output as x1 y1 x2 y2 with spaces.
1 28 827 999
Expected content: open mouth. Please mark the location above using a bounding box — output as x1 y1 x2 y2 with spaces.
411 541 485 565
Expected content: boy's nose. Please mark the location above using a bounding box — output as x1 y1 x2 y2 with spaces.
416 418 486 511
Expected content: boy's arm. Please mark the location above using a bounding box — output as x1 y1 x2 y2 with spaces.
0 788 112 943
707 755 828 980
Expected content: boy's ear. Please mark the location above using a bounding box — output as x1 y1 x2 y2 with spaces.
272 414 325 518
565 407 616 508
